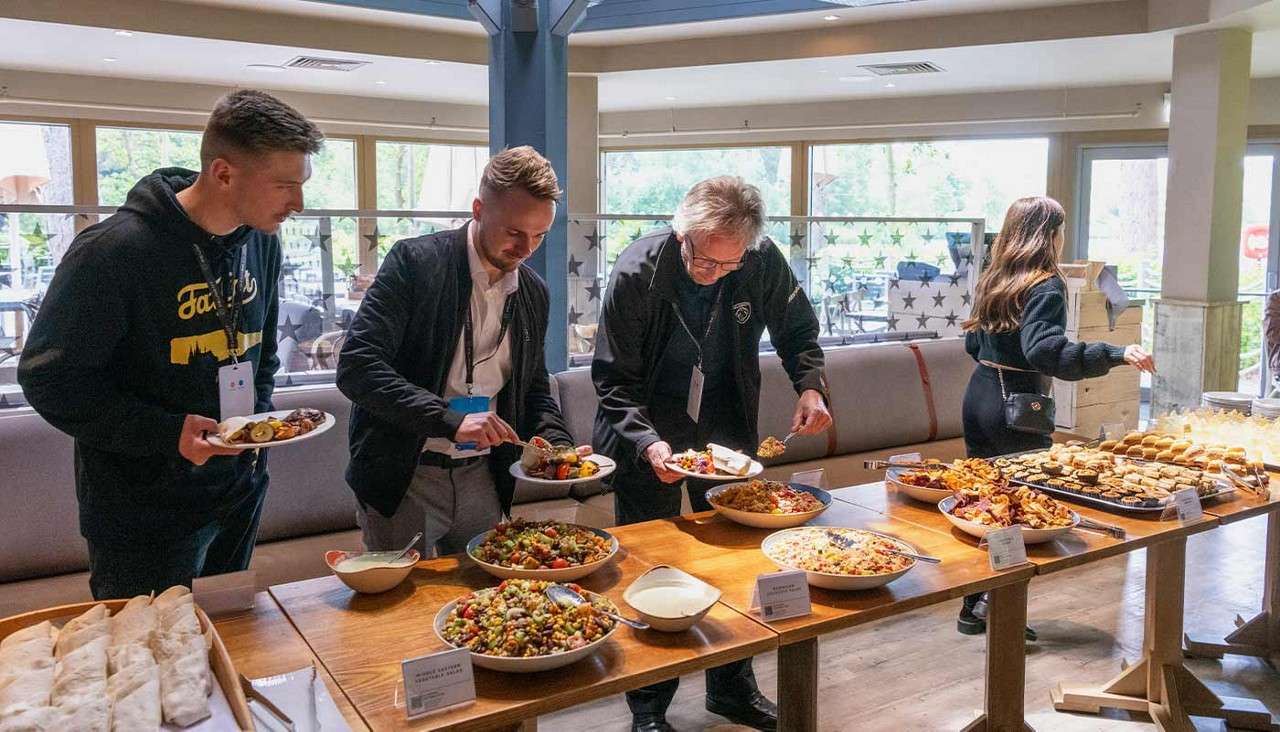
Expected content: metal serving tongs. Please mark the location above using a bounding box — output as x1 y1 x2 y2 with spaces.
240 673 296 732
1072 515 1126 539
824 529 941 564
863 459 936 471
1221 464 1267 498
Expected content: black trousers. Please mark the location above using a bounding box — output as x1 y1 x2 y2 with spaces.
961 365 1050 615
612 399 760 718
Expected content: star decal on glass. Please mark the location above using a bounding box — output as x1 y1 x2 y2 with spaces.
962 252 975 265
961 292 972 306
790 231 806 249
906 250 918 261
901 293 916 310
888 278 901 290
277 315 304 344
568 254 583 277
873 253 888 269
585 229 603 251
921 229 935 243
944 311 959 327
21 222 51 250
886 315 899 331
306 232 331 253
586 280 602 302
890 229 905 246
948 273 963 287
363 227 385 254
935 253 949 267
568 306 583 325
918 273 934 288
916 314 931 328
932 292 946 308
824 232 840 246
858 231 873 247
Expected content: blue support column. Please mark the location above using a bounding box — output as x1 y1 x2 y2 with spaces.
471 0 582 373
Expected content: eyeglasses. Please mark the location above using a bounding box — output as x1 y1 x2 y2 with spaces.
684 238 746 272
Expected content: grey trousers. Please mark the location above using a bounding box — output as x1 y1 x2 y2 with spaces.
357 459 502 557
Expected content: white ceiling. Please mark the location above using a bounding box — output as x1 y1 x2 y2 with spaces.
1 13 1279 113
164 0 485 35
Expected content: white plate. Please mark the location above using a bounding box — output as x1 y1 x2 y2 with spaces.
208 410 335 450
938 496 1079 545
466 525 619 582
665 458 764 482
705 482 831 529
433 589 619 673
509 455 617 485
885 467 953 505
760 527 917 591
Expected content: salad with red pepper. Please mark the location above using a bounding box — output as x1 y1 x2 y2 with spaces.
470 519 614 570
442 579 617 657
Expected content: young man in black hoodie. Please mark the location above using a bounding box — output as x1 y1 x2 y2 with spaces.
18 90 323 600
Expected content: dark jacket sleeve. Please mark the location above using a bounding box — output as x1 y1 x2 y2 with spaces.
965 330 981 361
592 268 662 461
17 235 185 456
521 283 574 446
254 238 282 413
760 240 827 399
1021 279 1126 381
336 241 465 439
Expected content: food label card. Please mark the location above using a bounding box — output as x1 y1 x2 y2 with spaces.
790 468 826 489
984 527 1028 571
401 648 475 719
1172 487 1203 523
888 452 922 465
192 570 256 617
749 569 811 621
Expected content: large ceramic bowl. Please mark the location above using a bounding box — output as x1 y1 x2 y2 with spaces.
325 549 419 594
937 496 1079 545
466 524 619 582
433 588 620 673
885 466 953 504
760 527 917 591
623 565 721 632
705 482 831 529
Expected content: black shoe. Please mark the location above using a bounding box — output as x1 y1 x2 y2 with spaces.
706 691 778 731
957 607 987 635
631 715 675 732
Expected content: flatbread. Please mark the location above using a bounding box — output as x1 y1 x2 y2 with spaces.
216 416 253 443
0 666 54 717
0 706 59 732
106 643 153 678
158 647 211 726
51 696 109 732
50 635 107 705
158 596 201 638
110 598 157 649
0 624 54 654
108 661 160 732
152 586 190 613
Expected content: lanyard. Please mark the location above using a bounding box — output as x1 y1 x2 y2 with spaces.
190 240 247 363
670 282 726 369
463 294 516 395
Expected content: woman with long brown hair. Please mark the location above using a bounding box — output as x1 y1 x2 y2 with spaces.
956 195 1155 635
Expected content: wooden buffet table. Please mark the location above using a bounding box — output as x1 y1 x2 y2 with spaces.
208 479 1280 732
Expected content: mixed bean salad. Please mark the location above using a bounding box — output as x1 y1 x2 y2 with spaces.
441 579 618 657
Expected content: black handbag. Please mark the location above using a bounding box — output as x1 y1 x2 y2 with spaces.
982 360 1056 435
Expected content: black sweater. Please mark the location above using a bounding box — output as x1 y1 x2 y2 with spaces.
18 168 281 545
965 277 1126 381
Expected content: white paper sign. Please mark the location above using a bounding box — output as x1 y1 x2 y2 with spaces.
1172 487 1203 523
749 569 811 621
889 452 922 465
790 468 826 489
985 526 1028 571
192 570 256 617
402 648 475 719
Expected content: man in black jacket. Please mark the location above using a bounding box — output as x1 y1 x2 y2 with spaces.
593 176 831 732
338 147 581 557
19 90 322 599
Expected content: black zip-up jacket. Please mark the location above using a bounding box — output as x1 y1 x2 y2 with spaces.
592 229 827 465
17 168 280 545
336 225 573 518
965 276 1126 380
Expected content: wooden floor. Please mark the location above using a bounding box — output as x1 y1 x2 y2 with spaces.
546 514 1279 732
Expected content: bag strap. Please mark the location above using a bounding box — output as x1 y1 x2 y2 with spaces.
979 359 1048 399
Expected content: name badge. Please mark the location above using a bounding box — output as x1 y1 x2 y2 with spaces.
687 365 705 423
749 569 811 621
218 362 255 421
401 648 475 719
449 395 492 458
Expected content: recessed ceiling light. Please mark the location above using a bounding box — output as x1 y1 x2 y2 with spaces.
884 82 896 88
114 30 134 37
376 80 387 85
838 75 873 82
246 63 285 73
823 14 839 20
102 57 118 62
664 95 677 101
424 60 441 65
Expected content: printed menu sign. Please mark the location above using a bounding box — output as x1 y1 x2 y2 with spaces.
402 648 475 718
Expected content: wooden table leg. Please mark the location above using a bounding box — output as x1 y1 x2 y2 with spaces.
963 580 1035 732
1052 538 1275 731
1185 510 1280 666
778 637 818 732
490 720 536 732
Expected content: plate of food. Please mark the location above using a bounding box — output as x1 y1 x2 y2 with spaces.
667 443 764 481
510 436 616 485
706 479 830 528
884 459 999 504
434 579 620 673
210 408 333 449
761 527 918 590
939 485 1079 545
466 519 619 581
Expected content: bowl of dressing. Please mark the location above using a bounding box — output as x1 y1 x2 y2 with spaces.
326 549 420 594
623 565 721 632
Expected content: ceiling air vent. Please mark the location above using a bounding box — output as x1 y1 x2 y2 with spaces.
857 61 945 76
284 56 370 72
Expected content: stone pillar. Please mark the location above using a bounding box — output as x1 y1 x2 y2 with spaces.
1152 28 1252 416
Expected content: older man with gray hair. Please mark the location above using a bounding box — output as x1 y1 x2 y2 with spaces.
592 176 831 732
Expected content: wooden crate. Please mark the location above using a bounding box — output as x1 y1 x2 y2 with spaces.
1066 290 1143 332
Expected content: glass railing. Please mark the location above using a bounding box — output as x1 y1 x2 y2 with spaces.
0 205 982 406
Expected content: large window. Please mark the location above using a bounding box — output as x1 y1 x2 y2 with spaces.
96 126 202 206
372 141 480 259
810 138 1049 228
